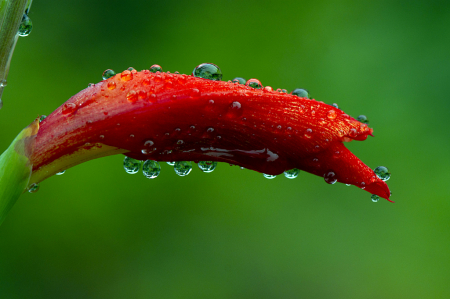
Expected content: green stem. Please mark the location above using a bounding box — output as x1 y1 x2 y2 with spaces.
0 0 32 108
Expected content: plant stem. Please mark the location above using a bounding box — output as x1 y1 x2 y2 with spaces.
0 0 32 108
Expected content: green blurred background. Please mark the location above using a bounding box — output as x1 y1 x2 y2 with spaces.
1 0 449 298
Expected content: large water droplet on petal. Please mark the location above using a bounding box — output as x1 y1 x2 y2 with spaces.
284 168 300 179
123 157 142 174
102 69 116 80
232 77 246 84
193 63 222 81
150 65 163 73
198 161 217 173
143 160 161 179
291 88 310 98
246 78 263 89
374 166 390 181
174 161 192 176
18 14 32 36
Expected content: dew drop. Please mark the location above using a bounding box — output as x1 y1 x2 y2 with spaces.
198 161 218 173
246 78 263 89
177 140 184 145
332 103 339 109
150 65 163 73
263 173 276 179
357 115 369 124
304 128 313 139
232 77 246 84
28 183 39 193
18 14 32 36
144 140 154 147
324 171 337 184
346 183 351 186
174 161 193 176
193 63 222 81
327 110 337 120
207 127 215 133
123 157 141 174
263 86 273 92
126 90 138 102
39 115 47 122
107 81 116 90
371 194 380 202
374 166 391 181
127 67 136 72
62 103 77 114
143 160 161 179
102 69 116 80
284 168 300 179
56 170 65 175
190 88 201 98
167 162 175 166
348 128 357 138
121 70 133 81
291 88 310 98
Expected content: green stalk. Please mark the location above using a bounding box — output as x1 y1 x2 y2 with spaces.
0 0 32 108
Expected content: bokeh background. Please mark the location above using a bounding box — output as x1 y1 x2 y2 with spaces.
1 0 449 298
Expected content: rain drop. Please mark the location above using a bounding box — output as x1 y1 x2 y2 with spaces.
284 168 300 179
374 166 390 181
150 65 163 73
39 115 47 122
291 88 310 98
327 110 337 120
263 173 276 179
198 161 217 173
167 162 175 166
102 69 115 80
304 128 313 139
107 81 116 90
371 194 380 202
332 103 339 109
123 156 142 174
174 161 193 176
193 63 222 81
143 160 161 179
121 70 133 81
28 183 39 193
56 170 65 175
126 90 138 102
232 77 246 84
357 115 369 124
324 171 337 184
246 78 263 89
18 14 32 36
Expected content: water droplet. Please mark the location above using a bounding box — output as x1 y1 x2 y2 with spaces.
56 170 65 175
193 63 222 81
371 194 380 202
263 86 273 92
263 173 276 179
150 64 163 73
207 127 214 133
348 128 357 138
177 140 184 145
174 161 192 176
327 110 337 120
332 103 339 109
246 78 263 89
39 115 46 122
0 79 7 87
232 77 246 84
167 162 175 166
291 88 310 98
102 69 116 80
107 81 116 90
374 166 390 181
143 160 161 179
284 168 300 179
280 89 287 93
126 90 139 102
304 128 313 139
121 70 133 81
357 115 369 124
123 156 141 174
18 14 32 36
88 83 94 87
324 171 337 184
62 103 77 114
198 161 217 173
144 140 154 147
27 183 39 193
346 183 351 186
127 67 136 72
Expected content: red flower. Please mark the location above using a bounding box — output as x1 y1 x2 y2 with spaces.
30 68 391 201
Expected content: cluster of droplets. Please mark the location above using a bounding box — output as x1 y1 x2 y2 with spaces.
263 168 301 180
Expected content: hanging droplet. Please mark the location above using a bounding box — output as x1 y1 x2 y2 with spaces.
232 77 246 84
102 69 116 80
56 170 65 175
150 64 163 73
174 161 192 176
357 115 369 124
28 183 39 193
284 168 300 179
263 173 276 179
345 183 351 186
193 63 222 81
246 78 263 89
371 194 380 202
143 160 161 179
123 156 142 174
198 161 217 173
374 166 390 181
39 115 47 122
324 171 337 184
332 103 339 109
18 14 32 36
167 162 175 166
291 88 310 98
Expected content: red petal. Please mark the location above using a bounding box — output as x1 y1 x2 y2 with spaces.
30 70 391 201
